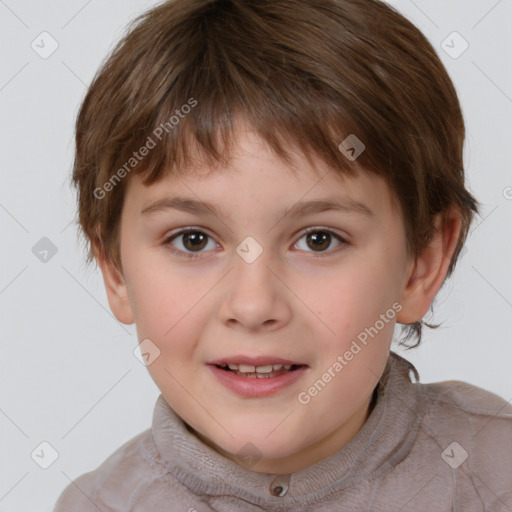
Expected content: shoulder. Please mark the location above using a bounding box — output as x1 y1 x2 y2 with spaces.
418 378 512 421
415 378 512 476
53 428 164 512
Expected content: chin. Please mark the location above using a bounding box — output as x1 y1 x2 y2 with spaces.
190 413 308 462
218 430 303 463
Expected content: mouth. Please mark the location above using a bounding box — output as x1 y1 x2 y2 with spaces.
213 362 307 379
207 356 309 397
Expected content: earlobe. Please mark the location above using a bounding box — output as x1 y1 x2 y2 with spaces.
93 242 135 325
396 209 462 325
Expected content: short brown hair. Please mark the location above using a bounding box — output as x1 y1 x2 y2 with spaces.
71 0 480 348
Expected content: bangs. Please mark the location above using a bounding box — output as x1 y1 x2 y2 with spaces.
114 80 370 190
135 105 365 186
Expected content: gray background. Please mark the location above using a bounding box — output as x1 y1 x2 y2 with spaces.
0 0 511 510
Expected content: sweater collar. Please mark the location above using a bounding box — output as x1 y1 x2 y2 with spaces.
149 351 422 508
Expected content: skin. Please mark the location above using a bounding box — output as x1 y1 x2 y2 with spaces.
95 122 461 475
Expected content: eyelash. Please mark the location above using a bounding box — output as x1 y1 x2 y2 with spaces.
162 227 348 260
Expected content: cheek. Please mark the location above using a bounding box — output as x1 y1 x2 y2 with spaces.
126 272 184 347
313 266 382 319
128 272 214 368
124 250 197 326
309 255 400 349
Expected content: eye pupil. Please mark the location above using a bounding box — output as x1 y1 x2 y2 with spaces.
183 232 208 251
307 231 330 251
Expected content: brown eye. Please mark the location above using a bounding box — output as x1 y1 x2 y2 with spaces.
164 229 218 259
306 231 331 251
295 229 346 255
181 231 208 251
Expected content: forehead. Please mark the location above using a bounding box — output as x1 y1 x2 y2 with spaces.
123 127 399 222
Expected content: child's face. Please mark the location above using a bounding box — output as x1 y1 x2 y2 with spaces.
103 124 419 474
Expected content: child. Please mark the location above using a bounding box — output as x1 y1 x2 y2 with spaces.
54 0 512 510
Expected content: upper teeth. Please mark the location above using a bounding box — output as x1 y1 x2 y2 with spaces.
226 363 292 373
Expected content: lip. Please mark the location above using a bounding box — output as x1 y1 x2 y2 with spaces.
207 363 309 398
208 355 306 366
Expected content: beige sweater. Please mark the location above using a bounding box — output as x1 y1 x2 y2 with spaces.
53 352 512 511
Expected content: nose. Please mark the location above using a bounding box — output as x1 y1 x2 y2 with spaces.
217 247 292 332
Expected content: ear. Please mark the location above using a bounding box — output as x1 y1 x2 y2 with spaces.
93 240 135 325
396 208 462 325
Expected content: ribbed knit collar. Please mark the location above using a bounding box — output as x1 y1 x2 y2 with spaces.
149 351 423 509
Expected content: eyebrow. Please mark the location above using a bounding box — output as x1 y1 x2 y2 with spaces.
140 196 374 219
